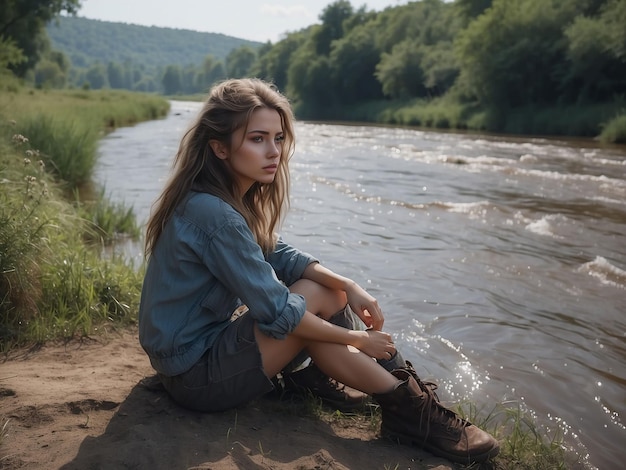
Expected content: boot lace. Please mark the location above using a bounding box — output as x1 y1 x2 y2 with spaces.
403 361 440 400
418 377 466 437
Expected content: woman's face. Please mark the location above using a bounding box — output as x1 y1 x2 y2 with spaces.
224 107 284 196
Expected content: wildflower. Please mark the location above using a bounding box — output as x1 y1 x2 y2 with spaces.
23 158 31 166
12 134 28 145
25 149 33 157
9 119 16 126
38 160 45 172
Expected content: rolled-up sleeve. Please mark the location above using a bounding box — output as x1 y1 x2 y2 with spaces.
266 237 318 286
200 220 307 339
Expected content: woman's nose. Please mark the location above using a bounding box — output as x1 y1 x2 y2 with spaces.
268 140 280 156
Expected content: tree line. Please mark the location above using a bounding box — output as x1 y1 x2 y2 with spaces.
2 0 625 140
43 16 260 93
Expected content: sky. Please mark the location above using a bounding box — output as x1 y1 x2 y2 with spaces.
76 0 411 43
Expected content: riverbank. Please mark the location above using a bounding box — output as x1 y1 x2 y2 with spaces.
0 328 432 469
328 97 626 145
0 84 169 352
1 328 578 470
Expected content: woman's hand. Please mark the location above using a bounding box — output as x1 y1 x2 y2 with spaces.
351 328 396 360
345 281 385 330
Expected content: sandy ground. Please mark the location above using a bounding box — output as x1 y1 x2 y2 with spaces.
0 328 457 470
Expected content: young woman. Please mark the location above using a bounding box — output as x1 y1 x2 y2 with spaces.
138 78 499 464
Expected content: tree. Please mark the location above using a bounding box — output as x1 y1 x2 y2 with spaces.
107 61 125 89
249 32 306 91
1 0 80 76
0 36 25 71
134 76 158 92
286 47 333 116
312 0 354 55
33 58 65 88
420 43 459 96
376 39 425 99
329 26 383 104
226 45 256 78
455 0 493 22
33 48 69 88
162 65 182 95
373 0 456 53
561 0 626 102
455 0 574 108
85 63 107 89
197 55 226 91
180 64 199 94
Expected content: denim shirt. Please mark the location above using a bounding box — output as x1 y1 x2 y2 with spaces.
138 191 317 377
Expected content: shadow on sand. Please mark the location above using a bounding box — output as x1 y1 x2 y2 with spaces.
59 377 439 470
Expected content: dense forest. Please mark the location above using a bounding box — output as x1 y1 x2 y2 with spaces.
45 16 261 92
2 0 625 141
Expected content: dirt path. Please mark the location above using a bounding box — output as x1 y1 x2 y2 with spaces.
0 328 453 469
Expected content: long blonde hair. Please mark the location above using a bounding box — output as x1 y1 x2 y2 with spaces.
145 78 295 256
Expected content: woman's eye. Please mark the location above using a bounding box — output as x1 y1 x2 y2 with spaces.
275 135 284 143
252 136 263 142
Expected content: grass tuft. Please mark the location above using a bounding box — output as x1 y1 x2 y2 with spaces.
599 113 626 144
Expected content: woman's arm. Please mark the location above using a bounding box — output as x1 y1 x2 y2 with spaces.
291 310 394 360
301 262 385 330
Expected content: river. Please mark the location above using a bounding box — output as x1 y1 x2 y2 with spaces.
94 101 626 469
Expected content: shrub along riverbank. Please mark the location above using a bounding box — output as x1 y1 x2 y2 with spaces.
0 82 579 469
0 81 169 351
329 95 626 145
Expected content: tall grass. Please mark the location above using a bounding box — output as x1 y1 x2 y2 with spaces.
1 87 169 189
455 400 575 469
600 113 626 144
0 85 167 351
0 126 144 350
76 188 141 244
15 115 98 185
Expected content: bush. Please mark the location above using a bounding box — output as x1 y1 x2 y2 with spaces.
600 114 626 144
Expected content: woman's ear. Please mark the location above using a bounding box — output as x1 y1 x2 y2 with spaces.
209 140 228 160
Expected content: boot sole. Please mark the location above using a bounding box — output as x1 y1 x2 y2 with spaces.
381 426 500 464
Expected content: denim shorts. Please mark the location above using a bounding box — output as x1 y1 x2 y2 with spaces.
158 313 275 412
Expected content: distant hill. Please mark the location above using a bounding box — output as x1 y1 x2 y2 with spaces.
47 16 262 72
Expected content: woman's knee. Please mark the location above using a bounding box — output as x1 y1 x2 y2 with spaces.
289 279 346 319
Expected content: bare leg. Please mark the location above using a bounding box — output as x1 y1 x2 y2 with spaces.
254 278 398 395
255 326 397 395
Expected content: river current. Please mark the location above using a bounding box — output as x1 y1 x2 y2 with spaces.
94 101 626 468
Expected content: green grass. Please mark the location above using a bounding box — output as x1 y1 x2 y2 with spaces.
1 87 169 189
0 83 167 352
76 187 141 244
0 132 144 350
600 113 626 144
454 400 573 470
13 114 99 186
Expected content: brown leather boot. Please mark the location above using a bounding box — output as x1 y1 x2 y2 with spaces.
373 369 499 464
282 364 371 412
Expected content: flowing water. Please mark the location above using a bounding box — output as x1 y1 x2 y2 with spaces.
95 101 626 469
